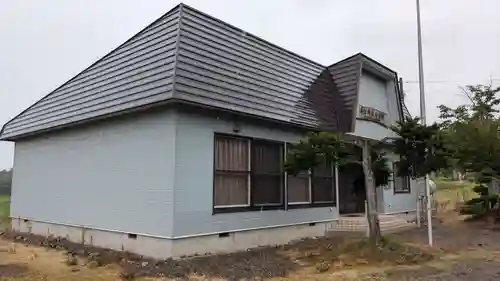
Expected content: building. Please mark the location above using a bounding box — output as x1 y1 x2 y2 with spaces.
1 4 416 259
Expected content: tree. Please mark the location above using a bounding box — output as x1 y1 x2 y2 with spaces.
0 169 12 196
285 132 390 245
435 84 500 216
286 117 449 246
391 117 450 180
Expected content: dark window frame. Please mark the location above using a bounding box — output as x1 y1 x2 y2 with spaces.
250 138 285 207
213 134 251 209
213 135 336 215
393 161 411 194
288 153 336 209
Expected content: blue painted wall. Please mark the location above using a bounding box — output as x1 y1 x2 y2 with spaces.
11 110 176 237
352 72 418 214
172 111 338 237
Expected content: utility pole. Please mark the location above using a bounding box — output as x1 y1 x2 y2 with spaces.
416 0 433 246
400 76 422 228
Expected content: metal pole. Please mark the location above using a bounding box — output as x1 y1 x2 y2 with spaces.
365 200 369 237
416 0 433 246
400 77 421 227
335 165 340 219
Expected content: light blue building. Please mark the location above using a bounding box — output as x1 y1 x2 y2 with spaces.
1 4 416 259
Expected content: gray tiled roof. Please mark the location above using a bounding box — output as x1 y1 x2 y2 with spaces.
1 6 181 140
1 4 405 141
1 4 344 140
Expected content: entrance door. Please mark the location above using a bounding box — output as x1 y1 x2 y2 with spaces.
338 163 366 214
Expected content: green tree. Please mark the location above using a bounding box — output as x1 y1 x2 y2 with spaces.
285 132 390 245
391 117 450 180
437 84 500 215
0 169 12 195
286 119 449 245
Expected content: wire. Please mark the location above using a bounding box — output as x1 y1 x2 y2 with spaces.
405 78 500 84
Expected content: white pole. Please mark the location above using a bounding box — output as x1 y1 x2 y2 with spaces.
416 195 421 227
335 165 340 219
365 200 369 237
416 0 433 246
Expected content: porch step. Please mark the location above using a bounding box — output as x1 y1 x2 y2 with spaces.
328 214 417 234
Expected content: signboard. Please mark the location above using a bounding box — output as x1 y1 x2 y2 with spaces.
358 105 386 124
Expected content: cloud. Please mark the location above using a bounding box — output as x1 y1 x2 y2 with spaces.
1 0 499 169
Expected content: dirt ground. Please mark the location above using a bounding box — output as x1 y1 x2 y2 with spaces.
1 212 500 280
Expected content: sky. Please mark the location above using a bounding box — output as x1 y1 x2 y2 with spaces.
1 0 500 169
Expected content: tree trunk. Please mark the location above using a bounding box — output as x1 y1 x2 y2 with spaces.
362 140 382 246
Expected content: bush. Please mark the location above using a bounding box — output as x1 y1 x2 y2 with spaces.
463 182 500 218
462 202 488 217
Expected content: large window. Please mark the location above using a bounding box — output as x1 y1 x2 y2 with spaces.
393 161 410 193
214 134 336 213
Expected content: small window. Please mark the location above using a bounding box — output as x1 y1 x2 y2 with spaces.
287 170 311 204
251 140 284 205
312 160 335 203
214 135 251 207
393 161 410 193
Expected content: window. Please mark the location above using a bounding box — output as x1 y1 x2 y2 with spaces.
393 161 410 193
251 140 284 205
312 160 335 203
214 136 250 207
213 134 336 213
287 170 311 204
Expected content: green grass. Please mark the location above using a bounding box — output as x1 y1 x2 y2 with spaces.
433 181 476 212
0 195 10 229
434 179 475 191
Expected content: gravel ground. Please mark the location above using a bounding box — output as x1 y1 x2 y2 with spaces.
362 261 500 281
368 216 500 281
2 214 500 280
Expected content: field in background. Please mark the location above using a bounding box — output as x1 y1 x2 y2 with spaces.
0 180 476 227
433 179 476 212
0 195 10 229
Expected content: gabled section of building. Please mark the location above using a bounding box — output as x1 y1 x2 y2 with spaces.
328 53 406 136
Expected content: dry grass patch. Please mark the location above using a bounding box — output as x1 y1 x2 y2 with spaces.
0 231 440 281
287 235 435 273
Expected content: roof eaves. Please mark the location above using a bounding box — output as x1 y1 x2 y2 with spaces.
0 4 184 141
327 52 363 68
358 53 397 81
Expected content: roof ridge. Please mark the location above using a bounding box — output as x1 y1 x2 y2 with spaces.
178 3 326 68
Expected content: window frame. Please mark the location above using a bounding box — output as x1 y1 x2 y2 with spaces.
213 134 251 209
284 142 336 210
393 161 411 194
250 138 285 207
311 162 336 204
213 134 336 214
286 170 312 205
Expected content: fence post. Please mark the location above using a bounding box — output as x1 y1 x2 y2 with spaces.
365 200 369 237
416 195 421 227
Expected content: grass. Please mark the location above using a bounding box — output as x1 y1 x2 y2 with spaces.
0 183 482 280
0 195 10 230
434 179 475 191
432 180 476 213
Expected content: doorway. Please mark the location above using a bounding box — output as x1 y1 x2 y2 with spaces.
338 162 366 214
